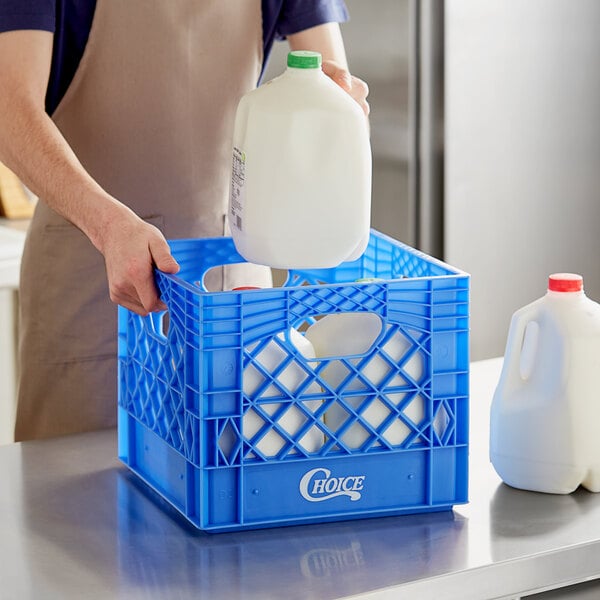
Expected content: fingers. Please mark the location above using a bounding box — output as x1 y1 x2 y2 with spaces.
108 257 165 316
350 76 370 116
103 218 176 316
131 257 166 315
322 59 370 117
150 237 180 275
322 59 352 92
115 294 153 317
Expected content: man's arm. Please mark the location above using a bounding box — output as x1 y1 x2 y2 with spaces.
287 22 369 115
0 30 178 316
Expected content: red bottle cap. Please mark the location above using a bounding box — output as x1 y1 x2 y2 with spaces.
548 273 583 293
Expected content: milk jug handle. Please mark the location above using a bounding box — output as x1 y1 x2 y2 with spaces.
502 309 541 383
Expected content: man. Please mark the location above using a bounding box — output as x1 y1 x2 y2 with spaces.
0 1 369 441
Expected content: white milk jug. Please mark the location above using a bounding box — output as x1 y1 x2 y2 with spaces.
490 273 600 494
243 328 323 457
305 313 424 449
229 50 371 269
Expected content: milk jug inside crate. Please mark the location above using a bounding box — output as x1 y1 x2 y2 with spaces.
304 312 430 449
229 50 371 269
490 273 600 494
241 327 324 457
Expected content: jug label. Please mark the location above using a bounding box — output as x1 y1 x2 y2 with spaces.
230 146 246 231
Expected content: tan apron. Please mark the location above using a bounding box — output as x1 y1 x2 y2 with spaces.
16 0 270 441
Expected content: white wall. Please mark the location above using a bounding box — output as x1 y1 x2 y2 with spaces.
445 0 600 359
0 290 18 445
0 224 25 445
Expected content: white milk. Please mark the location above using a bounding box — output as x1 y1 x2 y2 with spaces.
229 50 371 269
243 328 323 457
490 273 600 494
305 313 424 449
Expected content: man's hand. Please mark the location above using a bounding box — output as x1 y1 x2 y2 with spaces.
322 59 370 116
287 22 370 117
96 207 180 316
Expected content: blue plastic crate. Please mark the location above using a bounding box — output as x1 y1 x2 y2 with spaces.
118 229 470 532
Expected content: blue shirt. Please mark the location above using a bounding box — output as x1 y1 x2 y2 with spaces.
0 0 348 115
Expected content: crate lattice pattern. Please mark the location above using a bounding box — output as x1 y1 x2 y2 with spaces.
119 233 468 472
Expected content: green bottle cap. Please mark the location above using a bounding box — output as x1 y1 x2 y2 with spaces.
287 50 322 69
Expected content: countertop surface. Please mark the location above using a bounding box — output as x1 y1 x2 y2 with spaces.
1 358 600 600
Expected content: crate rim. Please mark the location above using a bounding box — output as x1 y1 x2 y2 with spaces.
158 228 470 296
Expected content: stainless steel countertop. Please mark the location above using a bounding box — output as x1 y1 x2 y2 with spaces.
1 358 600 600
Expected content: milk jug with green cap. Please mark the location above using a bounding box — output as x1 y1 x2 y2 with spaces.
229 50 372 269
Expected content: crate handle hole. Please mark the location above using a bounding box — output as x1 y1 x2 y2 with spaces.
161 311 170 337
142 310 170 344
201 263 274 292
303 312 384 358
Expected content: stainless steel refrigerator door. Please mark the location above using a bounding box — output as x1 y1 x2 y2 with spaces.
445 0 600 359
